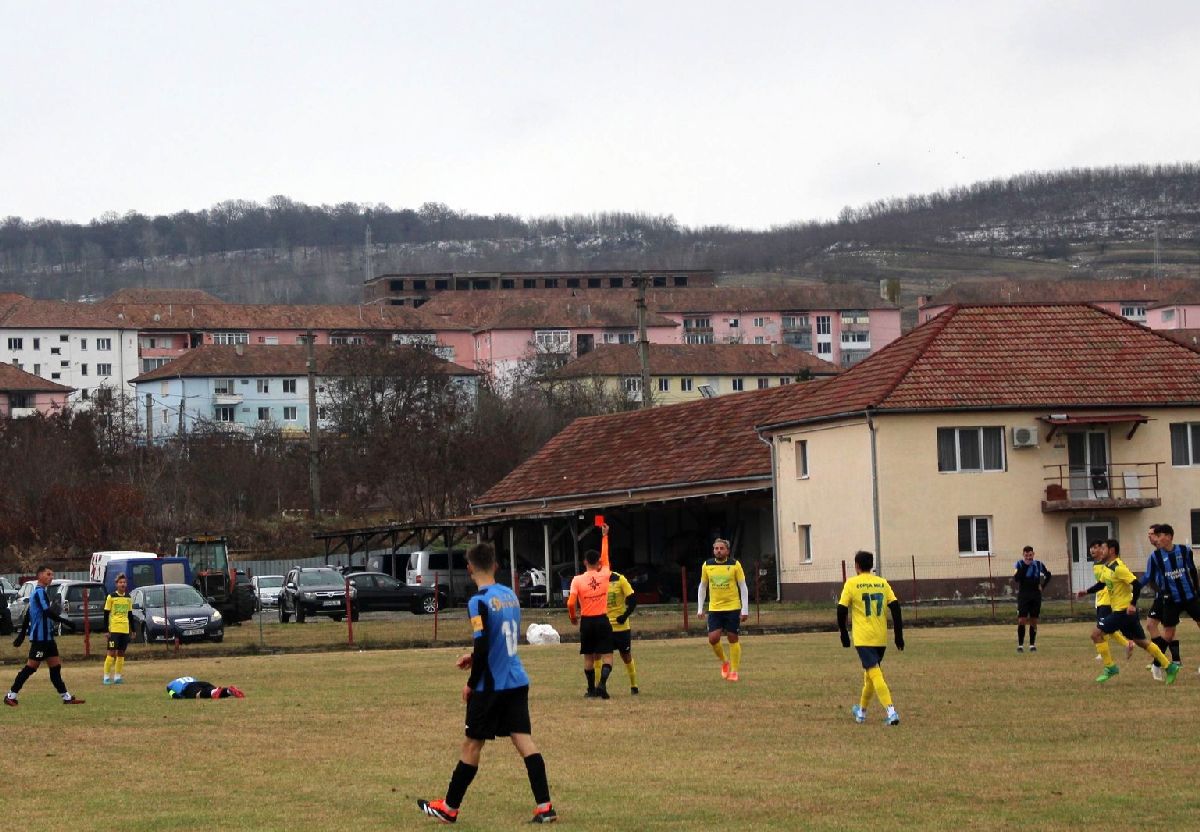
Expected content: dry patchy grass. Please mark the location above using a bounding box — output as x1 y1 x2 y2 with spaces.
2 623 1198 830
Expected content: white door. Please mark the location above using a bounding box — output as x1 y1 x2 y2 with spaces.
1067 431 1109 499
1068 521 1112 592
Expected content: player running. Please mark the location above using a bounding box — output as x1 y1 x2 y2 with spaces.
1143 523 1200 672
1012 546 1051 652
418 542 557 825
1086 541 1179 684
837 550 904 726
103 573 134 685
1079 540 1133 662
696 538 749 681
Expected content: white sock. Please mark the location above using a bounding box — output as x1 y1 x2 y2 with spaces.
6 691 16 701
62 691 72 701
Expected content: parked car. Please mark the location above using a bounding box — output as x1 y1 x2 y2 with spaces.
405 549 472 603
346 571 442 615
1 576 17 605
278 567 356 623
252 575 284 610
8 579 106 636
130 583 224 644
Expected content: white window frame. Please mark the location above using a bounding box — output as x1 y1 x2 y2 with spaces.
534 329 570 352
800 524 813 564
1170 423 1200 466
937 427 1006 473
282 379 297 394
657 378 670 392
6 337 22 350
958 516 993 557
680 378 694 392
256 379 270 394
97 363 112 376
816 315 832 335
622 376 642 393
96 338 112 351
816 342 832 355
753 317 766 328
283 406 298 421
214 405 235 422
257 407 271 422
796 440 808 479
757 377 770 389
213 332 249 345
731 378 744 392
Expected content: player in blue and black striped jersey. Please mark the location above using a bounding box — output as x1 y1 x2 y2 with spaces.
1143 523 1200 668
4 566 85 706
1012 546 1051 652
418 542 557 825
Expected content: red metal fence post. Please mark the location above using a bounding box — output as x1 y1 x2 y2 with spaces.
344 575 355 647
433 570 439 641
841 559 847 583
986 552 996 621
82 587 91 658
1066 549 1076 617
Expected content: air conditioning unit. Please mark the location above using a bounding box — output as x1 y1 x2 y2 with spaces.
1011 426 1039 448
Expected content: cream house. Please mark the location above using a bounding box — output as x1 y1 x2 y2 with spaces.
757 304 1200 600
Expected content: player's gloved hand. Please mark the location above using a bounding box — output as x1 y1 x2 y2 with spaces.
615 614 628 625
895 635 905 651
839 631 851 648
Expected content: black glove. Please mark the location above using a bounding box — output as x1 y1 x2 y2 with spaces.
615 614 628 625
839 631 851 648
895 634 905 651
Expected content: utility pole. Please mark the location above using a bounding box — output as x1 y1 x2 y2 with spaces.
364 224 373 284
144 393 153 445
306 330 321 518
635 271 652 409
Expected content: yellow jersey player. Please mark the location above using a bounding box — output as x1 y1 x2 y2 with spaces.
593 569 638 694
696 538 749 681
1089 542 1178 684
103 573 134 685
837 551 904 726
1077 540 1133 663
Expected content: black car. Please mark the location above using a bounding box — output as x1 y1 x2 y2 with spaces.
279 567 356 623
130 583 225 643
8 579 106 636
346 571 442 615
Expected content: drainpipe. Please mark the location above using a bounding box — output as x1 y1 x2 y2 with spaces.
756 430 782 601
867 407 882 575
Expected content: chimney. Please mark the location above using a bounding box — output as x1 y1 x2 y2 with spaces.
235 343 244 357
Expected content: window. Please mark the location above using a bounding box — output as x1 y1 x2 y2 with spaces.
523 279 537 289
608 277 623 288
603 331 635 344
213 332 249 345
214 379 235 395
96 338 112 351
435 279 449 291
757 377 770 389
623 377 642 393
6 338 22 350
1170 423 1200 466
98 363 112 376
841 331 870 344
51 372 60 380
413 279 427 291
33 364 40 376
80 364 88 376
534 330 570 352
652 275 667 287
283 406 298 421
800 525 813 563
544 279 558 289
684 317 711 331
161 408 169 425
282 379 297 394
588 278 602 288
500 279 514 289
657 378 670 392
59 334 68 342
1163 309 1176 322
141 358 169 373
681 378 694 392
937 427 1005 472
796 440 808 478
81 389 90 400
782 315 809 330
732 378 744 392
728 318 740 328
330 335 365 345
958 516 993 556
295 335 311 345
817 343 832 355
215 406 235 422
60 360 69 368
51 347 60 355
1120 305 1146 321
11 361 20 370
80 338 87 350
257 407 271 422
258 336 279 345
753 317 766 327
317 406 328 420
566 278 580 288
816 315 832 335
752 336 764 344
32 338 39 350
840 310 869 325
256 379 270 394
779 377 792 385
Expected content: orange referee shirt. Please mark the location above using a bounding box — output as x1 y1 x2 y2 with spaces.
568 568 612 620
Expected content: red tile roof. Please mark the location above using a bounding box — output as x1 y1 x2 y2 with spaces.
99 288 227 305
760 304 1200 429
1158 328 1200 349
547 343 841 378
0 297 129 329
926 277 1198 307
0 363 73 393
131 344 480 382
420 293 678 330
472 380 829 508
106 301 462 332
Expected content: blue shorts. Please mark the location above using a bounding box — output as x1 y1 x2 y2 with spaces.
855 645 886 669
1098 611 1145 641
706 610 741 634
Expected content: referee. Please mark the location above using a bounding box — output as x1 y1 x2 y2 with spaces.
1012 546 1051 652
567 549 614 699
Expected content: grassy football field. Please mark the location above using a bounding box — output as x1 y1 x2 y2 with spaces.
2 622 1198 830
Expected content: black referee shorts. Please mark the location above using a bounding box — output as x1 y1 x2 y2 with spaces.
579 615 614 655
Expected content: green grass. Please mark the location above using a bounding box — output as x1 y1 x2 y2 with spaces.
3 623 1197 830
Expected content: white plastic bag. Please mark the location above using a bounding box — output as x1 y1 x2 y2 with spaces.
525 622 561 645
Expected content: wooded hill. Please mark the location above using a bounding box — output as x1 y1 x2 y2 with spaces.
2 164 1198 305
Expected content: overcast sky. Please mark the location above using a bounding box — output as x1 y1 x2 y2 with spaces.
3 1 1198 230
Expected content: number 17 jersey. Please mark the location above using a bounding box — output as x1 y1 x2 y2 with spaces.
838 573 898 647
468 583 530 692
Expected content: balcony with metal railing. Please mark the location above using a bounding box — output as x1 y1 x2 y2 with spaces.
1041 462 1162 512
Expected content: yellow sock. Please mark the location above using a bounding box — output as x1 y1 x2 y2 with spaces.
593 658 602 673
1146 642 1172 668
1108 632 1129 647
624 658 638 688
859 671 874 708
103 656 114 676
115 657 124 675
730 642 742 672
867 666 893 708
1095 640 1114 666
711 641 727 662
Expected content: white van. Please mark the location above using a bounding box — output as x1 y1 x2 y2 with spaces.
89 551 159 582
405 549 471 603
